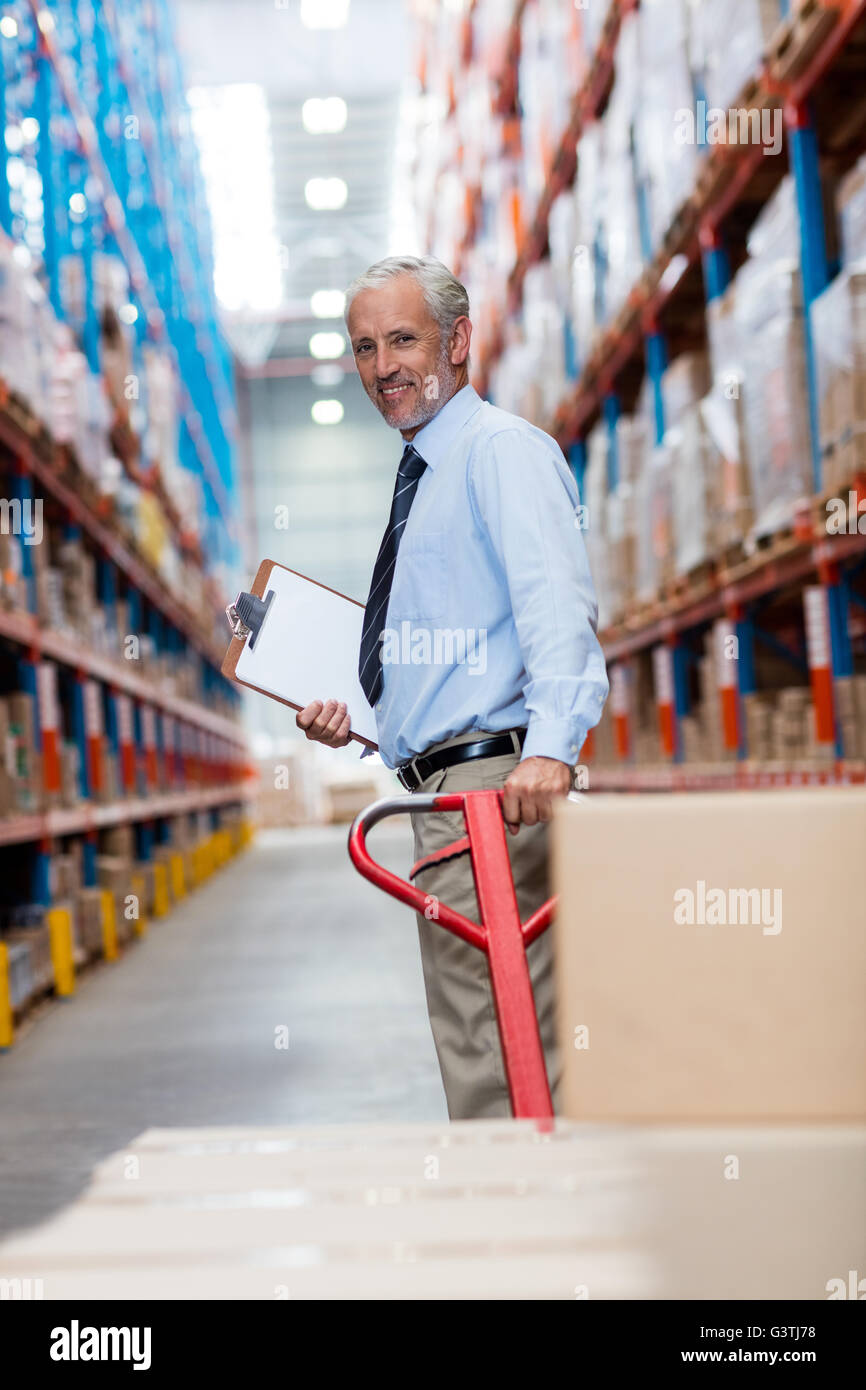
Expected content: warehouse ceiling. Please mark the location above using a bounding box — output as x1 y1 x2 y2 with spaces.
175 0 416 370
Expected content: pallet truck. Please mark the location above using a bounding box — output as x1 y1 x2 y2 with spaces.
348 788 557 1120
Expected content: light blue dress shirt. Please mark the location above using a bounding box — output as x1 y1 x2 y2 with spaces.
363 383 609 771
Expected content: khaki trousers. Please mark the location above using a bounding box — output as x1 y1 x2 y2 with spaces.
409 730 561 1120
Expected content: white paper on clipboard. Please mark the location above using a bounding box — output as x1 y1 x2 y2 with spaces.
227 561 379 748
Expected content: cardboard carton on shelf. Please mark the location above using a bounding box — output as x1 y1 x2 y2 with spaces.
692 0 783 114
72 889 105 965
811 264 866 497
837 153 866 267
0 531 26 611
660 351 711 432
1 691 41 813
551 788 866 1122
3 922 52 1005
0 699 13 816
50 850 81 902
1 937 34 1010
59 740 82 809
700 380 754 551
325 779 381 825
102 824 135 858
96 856 135 946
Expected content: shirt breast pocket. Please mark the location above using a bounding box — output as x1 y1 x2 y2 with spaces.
389 531 447 623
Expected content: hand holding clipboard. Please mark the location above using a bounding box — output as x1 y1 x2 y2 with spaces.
222 560 378 750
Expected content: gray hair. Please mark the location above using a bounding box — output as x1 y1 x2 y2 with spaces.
344 255 470 351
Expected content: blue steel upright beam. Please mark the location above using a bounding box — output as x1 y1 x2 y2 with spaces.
734 609 757 760
34 39 61 317
787 101 830 494
602 392 620 492
672 645 690 760
568 438 587 497
12 471 37 613
700 225 731 305
82 836 97 887
788 100 853 734
0 28 12 237
644 328 667 446
71 675 90 800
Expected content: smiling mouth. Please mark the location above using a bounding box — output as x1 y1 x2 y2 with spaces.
379 383 413 399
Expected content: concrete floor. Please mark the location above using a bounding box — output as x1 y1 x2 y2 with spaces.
0 824 446 1239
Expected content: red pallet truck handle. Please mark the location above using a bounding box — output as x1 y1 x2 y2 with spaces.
348 789 557 1119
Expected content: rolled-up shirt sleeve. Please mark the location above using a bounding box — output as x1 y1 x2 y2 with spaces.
468 426 609 765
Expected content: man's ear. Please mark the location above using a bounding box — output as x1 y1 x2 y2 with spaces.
450 315 472 366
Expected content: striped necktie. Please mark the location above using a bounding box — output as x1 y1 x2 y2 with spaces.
358 441 428 708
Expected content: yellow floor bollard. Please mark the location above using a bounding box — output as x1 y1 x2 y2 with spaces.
170 852 186 900
100 889 118 961
0 942 14 1047
47 906 75 997
130 873 148 937
153 862 169 918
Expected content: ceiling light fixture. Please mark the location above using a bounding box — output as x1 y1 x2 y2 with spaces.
301 0 350 29
302 97 347 135
309 331 346 359
310 289 346 318
311 399 344 425
305 177 347 211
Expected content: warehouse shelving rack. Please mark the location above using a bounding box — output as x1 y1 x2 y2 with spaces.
12 0 238 551
425 0 866 786
0 1 255 1041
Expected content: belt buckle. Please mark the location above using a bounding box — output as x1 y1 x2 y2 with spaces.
397 759 419 792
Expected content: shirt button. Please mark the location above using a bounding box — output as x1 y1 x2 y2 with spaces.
570 743 578 753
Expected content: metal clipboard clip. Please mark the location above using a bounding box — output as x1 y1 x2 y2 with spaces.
225 589 275 651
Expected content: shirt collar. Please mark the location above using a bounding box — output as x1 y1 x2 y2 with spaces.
405 383 482 471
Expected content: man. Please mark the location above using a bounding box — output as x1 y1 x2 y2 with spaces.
297 255 608 1119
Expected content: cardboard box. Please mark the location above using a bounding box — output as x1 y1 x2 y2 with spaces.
4 922 52 1002
74 888 105 962
811 266 866 494
1 691 40 811
102 824 135 858
0 1119 862 1300
60 740 81 808
552 789 866 1121
96 855 134 944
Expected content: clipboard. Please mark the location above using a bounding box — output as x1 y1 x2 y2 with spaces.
221 559 379 750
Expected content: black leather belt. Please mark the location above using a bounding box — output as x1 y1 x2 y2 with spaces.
396 729 527 792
